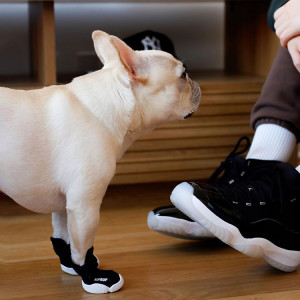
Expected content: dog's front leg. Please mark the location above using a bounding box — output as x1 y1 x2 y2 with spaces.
66 188 123 293
67 203 100 266
50 210 99 276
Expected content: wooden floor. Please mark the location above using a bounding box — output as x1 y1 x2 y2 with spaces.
1 182 300 300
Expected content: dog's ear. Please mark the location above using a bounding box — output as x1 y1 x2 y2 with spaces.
92 30 145 82
92 30 118 66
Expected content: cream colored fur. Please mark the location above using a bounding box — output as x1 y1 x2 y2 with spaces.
0 30 201 265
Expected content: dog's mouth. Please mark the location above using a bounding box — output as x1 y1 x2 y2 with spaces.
184 112 194 119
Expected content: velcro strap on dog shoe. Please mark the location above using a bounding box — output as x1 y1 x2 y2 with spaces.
50 237 98 269
50 237 74 268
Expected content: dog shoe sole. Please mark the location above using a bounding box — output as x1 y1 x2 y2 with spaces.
82 274 124 294
61 264 78 276
170 182 300 272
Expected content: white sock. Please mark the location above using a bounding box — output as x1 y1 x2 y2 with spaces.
246 124 296 162
296 165 300 173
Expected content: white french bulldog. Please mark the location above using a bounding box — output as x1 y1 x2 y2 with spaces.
0 30 201 293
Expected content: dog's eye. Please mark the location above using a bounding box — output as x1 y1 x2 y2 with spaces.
180 71 187 79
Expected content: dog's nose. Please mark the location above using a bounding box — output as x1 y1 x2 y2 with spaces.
184 112 194 119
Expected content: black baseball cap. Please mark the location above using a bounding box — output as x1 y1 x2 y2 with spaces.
123 30 178 59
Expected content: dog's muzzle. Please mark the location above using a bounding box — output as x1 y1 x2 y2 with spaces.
184 82 201 119
184 112 194 119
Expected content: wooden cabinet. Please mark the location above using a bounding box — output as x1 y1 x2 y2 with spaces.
0 0 280 184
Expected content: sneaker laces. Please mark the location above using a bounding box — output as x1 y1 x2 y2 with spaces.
208 136 250 185
206 136 283 210
213 158 287 214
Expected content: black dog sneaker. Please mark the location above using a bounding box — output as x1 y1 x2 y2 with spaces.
50 237 99 276
72 248 124 294
74 265 124 294
171 159 300 272
51 239 123 293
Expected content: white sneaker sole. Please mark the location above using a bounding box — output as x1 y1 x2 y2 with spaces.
147 211 214 240
170 182 300 272
82 274 124 294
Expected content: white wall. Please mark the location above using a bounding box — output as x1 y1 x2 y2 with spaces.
0 2 224 77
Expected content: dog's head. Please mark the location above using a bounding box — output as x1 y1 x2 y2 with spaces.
92 30 201 129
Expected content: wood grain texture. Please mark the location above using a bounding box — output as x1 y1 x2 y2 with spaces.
225 1 280 77
29 2 56 86
1 183 300 300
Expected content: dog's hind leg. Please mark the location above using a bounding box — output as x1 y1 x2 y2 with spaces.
52 210 69 243
50 210 99 276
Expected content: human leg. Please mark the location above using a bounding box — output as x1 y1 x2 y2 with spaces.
170 47 300 271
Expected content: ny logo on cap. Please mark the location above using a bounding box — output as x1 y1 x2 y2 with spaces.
141 36 161 50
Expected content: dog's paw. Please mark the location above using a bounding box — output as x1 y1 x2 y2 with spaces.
50 237 99 276
81 269 124 294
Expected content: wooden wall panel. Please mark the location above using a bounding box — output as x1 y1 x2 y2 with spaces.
112 77 263 184
29 1 56 86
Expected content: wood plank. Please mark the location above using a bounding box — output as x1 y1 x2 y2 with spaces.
116 158 222 174
161 114 251 128
195 72 265 94
199 93 258 105
139 125 253 140
119 146 235 163
210 290 300 300
112 168 215 184
128 135 253 151
29 2 56 86
225 1 279 76
1 183 300 299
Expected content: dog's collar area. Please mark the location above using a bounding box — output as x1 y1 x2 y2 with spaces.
184 112 193 119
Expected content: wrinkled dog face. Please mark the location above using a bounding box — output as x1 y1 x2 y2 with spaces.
133 50 201 126
92 31 201 130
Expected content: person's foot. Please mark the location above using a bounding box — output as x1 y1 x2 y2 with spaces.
147 136 250 240
171 159 300 272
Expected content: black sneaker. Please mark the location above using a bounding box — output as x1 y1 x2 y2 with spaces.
147 136 250 240
147 205 214 239
171 159 300 272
